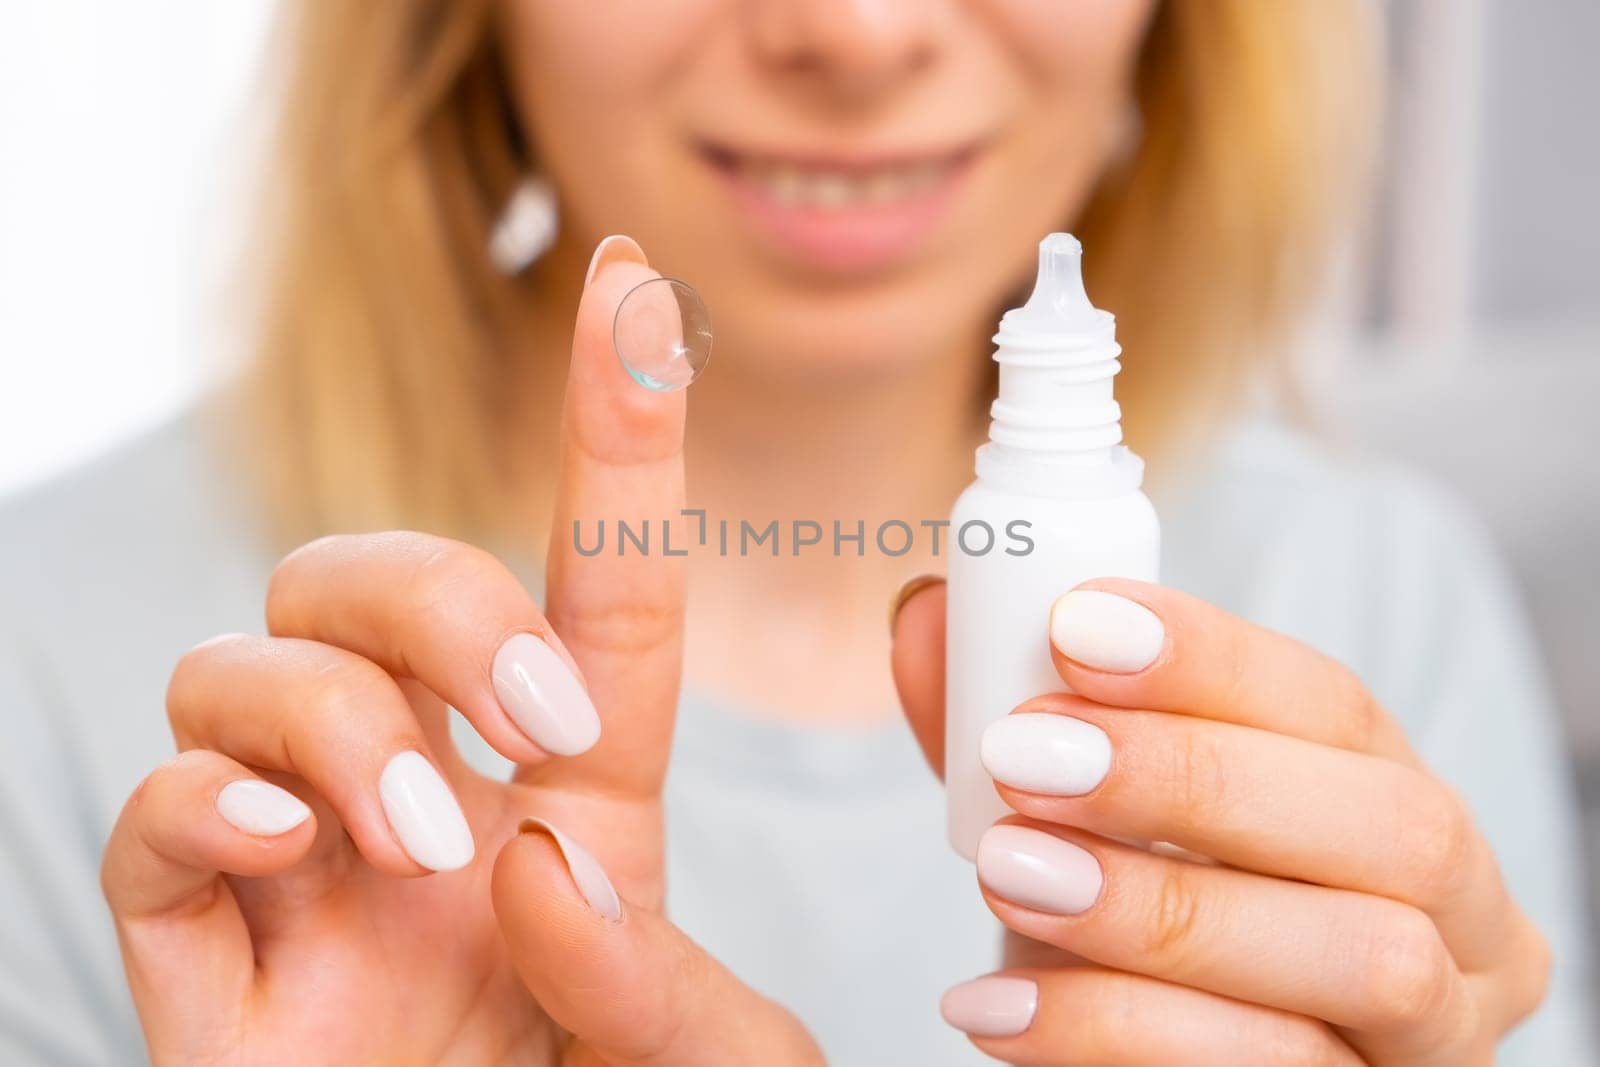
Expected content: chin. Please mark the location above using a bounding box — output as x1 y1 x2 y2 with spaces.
706 282 987 389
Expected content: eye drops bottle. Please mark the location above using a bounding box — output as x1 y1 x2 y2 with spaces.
946 233 1159 859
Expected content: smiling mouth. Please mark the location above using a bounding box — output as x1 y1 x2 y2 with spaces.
698 142 980 272
701 144 974 209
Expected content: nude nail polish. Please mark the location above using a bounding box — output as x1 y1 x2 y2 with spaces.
1049 589 1165 672
378 751 475 872
492 633 602 757
981 713 1111 796
584 233 647 287
216 779 311 836
940 975 1038 1038
977 824 1103 914
519 817 622 921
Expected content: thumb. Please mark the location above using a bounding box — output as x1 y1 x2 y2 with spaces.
889 574 946 778
492 819 822 1067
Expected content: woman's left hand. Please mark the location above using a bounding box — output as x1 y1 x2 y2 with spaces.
891 577 1551 1066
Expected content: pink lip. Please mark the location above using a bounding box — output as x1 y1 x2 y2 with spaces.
700 145 976 276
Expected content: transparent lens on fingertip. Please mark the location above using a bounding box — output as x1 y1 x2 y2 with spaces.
612 277 713 392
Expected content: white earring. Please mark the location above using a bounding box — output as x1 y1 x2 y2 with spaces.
488 175 558 275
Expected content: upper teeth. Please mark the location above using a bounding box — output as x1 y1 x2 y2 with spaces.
745 162 945 208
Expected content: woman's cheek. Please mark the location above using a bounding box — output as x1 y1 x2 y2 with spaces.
977 0 1157 86
502 0 724 89
497 0 734 256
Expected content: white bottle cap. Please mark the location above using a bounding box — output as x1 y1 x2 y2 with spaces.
1000 232 1105 336
978 233 1143 498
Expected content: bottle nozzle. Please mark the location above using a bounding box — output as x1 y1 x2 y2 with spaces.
1005 232 1101 334
985 231 1128 470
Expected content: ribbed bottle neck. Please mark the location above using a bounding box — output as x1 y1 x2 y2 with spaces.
976 315 1144 499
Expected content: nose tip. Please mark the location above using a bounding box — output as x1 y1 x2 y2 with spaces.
749 0 939 101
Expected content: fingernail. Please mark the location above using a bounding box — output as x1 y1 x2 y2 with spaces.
977 824 1102 915
982 713 1111 796
216 779 311 836
1049 589 1164 673
378 751 475 872
583 233 647 288
492 633 602 756
888 573 944 637
939 975 1038 1038
519 817 622 921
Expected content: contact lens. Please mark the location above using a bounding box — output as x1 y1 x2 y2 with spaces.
612 277 713 391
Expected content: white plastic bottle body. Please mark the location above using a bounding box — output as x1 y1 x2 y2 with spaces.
945 477 1159 859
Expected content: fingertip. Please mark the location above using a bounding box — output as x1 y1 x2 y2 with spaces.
215 778 312 837
940 973 1039 1039
491 824 561 915
490 632 603 760
106 753 318 917
568 254 683 455
501 817 622 923
375 750 476 873
491 821 630 999
584 234 648 288
221 813 321 876
211 779 320 870
888 573 945 639
1048 586 1166 676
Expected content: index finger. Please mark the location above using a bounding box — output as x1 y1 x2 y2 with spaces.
535 235 689 797
1046 579 1418 763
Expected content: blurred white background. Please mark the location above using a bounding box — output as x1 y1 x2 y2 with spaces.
0 0 277 495
1 0 1597 910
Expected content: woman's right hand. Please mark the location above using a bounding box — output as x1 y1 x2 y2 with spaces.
99 237 820 1066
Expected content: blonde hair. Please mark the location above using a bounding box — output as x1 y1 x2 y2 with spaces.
244 1 1376 543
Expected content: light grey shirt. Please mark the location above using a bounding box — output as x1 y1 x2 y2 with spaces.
0 414 1593 1065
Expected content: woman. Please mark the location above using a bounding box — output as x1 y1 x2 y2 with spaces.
0 1 1590 1063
